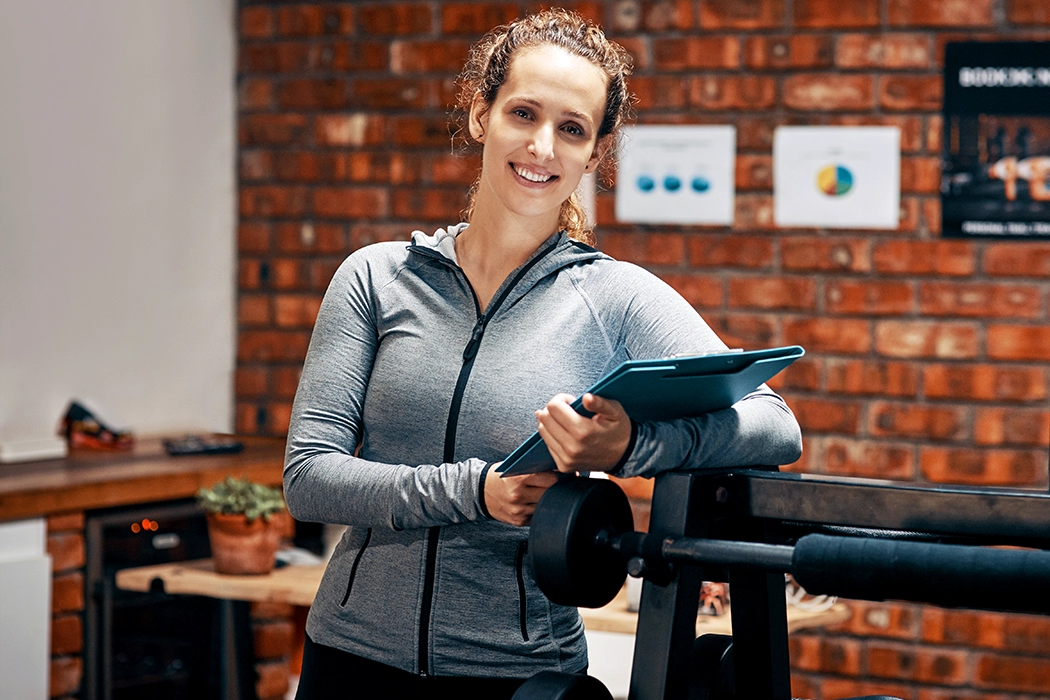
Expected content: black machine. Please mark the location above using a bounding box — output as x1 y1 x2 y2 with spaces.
514 468 1050 700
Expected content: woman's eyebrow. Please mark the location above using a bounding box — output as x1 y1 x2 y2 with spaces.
514 96 595 126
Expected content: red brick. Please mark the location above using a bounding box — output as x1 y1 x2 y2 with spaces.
47 512 84 533
255 659 290 700
251 602 296 620
974 407 1050 446
351 77 433 110
690 75 777 110
737 117 778 150
867 641 918 680
1009 0 1050 24
276 5 352 36
48 532 85 572
836 33 934 68
729 277 816 311
52 571 85 614
241 187 309 218
237 331 311 363
706 313 779 348
827 359 919 397
391 40 471 74
794 0 879 28
975 652 1050 692
924 364 1047 403
843 601 920 639
50 656 83 698
240 150 274 181
239 295 272 326
783 74 874 111
599 233 685 266
1002 615 1050 654
631 76 690 109
699 0 786 29
315 114 384 147
689 235 773 268
236 367 269 398
900 156 942 194
920 447 1047 487
826 280 913 316
921 197 942 235
274 295 323 328
440 3 519 34
782 237 871 272
987 325 1050 361
822 437 915 479
790 397 863 433
271 259 305 290
276 223 347 254
390 115 457 148
51 614 82 655
873 240 976 276
919 282 1042 319
273 367 303 399
790 635 863 674
875 320 979 359
239 260 265 291
880 75 944 111
784 318 871 354
240 7 274 39
358 4 431 35
267 401 293 435
391 188 467 222
983 242 1050 277
821 678 912 699
239 115 309 146
662 275 723 309
922 607 1006 649
653 37 741 70
733 194 775 228
349 224 415 249
776 357 821 390
312 187 388 219
744 35 834 69
239 223 271 255
734 154 772 191
633 0 695 30
253 619 295 660
889 0 996 26
897 196 923 233
917 647 970 685
870 401 967 440
239 77 274 111
272 152 326 182
925 114 943 153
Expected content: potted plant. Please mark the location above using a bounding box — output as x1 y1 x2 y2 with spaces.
197 476 286 575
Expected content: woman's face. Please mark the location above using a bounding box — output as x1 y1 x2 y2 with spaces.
469 44 609 226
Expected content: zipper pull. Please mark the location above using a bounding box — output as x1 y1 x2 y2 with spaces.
462 319 485 361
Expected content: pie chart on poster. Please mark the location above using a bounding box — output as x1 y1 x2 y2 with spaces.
816 164 853 196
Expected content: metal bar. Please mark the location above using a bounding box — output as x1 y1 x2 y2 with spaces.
720 471 1050 544
727 569 791 700
661 537 794 571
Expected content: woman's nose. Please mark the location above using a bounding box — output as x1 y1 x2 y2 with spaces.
528 124 555 161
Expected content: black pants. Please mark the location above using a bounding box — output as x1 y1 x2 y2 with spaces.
295 634 528 700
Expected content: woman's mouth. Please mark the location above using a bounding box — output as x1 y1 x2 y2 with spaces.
512 163 556 183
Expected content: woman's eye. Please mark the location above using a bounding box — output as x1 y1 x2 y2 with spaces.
564 124 584 137
512 108 531 119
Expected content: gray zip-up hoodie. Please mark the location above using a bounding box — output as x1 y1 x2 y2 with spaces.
284 224 802 679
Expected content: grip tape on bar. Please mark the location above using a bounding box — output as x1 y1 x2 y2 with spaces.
792 534 1050 615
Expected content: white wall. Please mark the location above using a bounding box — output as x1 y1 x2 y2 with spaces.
0 0 236 459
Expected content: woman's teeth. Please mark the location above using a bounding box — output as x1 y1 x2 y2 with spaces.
514 165 553 183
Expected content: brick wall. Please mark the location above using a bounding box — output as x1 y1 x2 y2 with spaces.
235 1 1050 697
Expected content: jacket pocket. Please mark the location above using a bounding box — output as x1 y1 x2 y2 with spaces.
340 527 372 607
516 540 529 642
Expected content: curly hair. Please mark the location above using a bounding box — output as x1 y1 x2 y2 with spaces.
451 9 634 245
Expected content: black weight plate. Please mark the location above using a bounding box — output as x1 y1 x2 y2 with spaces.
530 478 634 608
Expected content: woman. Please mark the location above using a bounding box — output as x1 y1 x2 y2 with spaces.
285 9 801 699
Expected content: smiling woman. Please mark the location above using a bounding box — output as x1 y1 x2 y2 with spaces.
283 8 802 700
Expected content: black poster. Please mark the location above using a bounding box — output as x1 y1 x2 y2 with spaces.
942 42 1050 239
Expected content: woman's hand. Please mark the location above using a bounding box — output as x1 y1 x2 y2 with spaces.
536 393 632 474
483 463 560 527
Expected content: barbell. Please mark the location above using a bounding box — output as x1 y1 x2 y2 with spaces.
529 478 1050 614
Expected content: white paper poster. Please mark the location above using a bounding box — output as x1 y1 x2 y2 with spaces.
616 125 736 225
773 126 900 229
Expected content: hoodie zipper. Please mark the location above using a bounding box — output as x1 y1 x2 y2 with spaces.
516 540 530 641
416 238 558 678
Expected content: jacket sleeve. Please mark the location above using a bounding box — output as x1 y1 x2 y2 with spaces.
593 263 802 478
282 250 489 531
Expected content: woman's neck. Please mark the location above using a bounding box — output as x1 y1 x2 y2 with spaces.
456 202 560 313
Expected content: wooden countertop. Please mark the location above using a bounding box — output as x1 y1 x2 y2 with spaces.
117 560 850 635
0 436 286 522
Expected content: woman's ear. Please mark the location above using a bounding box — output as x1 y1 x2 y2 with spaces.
468 93 489 143
586 135 613 172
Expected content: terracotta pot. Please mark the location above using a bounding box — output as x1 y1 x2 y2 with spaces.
206 511 282 575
